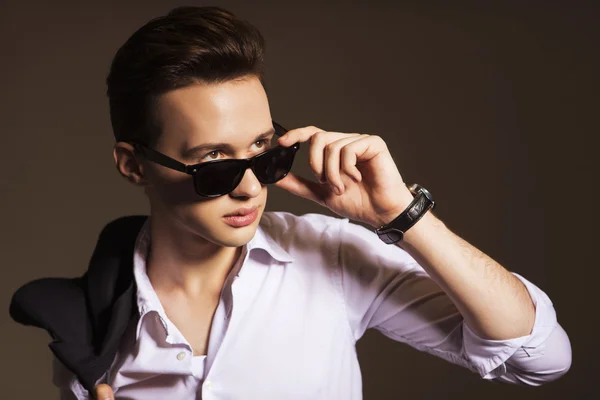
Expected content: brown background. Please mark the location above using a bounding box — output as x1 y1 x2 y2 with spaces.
1 1 597 398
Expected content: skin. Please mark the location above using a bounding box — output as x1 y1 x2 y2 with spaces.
95 384 114 400
275 127 534 342
104 73 537 397
114 75 272 297
108 75 273 399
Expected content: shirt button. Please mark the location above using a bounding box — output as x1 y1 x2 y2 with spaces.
176 351 187 361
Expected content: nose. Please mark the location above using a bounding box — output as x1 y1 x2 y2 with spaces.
229 166 263 199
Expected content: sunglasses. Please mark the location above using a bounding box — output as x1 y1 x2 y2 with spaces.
131 121 300 198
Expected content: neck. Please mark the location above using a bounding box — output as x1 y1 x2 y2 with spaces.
145 214 242 298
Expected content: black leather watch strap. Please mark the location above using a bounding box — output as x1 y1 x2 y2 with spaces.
375 184 435 244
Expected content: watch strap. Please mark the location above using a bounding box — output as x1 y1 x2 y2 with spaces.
375 184 435 244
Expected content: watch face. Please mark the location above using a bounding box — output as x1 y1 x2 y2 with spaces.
421 187 433 201
411 185 434 208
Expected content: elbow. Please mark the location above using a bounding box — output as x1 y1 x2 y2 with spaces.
522 324 573 386
542 324 572 384
538 356 571 386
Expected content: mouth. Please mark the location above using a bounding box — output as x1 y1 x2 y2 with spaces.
222 206 260 228
224 205 259 217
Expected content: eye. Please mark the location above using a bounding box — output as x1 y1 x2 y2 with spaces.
255 138 271 149
200 138 272 161
202 150 223 161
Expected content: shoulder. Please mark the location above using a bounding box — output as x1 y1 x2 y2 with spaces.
260 210 385 246
261 211 346 240
261 210 345 228
258 211 355 270
261 211 417 268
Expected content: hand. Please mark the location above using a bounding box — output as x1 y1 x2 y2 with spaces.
95 384 114 400
275 126 415 228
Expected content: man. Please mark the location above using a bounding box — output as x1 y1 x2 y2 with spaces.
10 6 571 400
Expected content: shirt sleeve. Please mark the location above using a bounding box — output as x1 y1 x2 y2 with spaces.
52 357 91 400
336 218 572 385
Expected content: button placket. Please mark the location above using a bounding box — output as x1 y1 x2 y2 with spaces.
204 251 248 376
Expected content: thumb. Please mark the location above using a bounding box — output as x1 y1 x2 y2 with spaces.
274 172 327 205
95 384 114 400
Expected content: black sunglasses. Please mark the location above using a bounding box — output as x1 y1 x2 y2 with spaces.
131 121 300 198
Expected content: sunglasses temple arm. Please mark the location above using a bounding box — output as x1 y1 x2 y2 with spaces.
139 145 188 173
272 120 287 137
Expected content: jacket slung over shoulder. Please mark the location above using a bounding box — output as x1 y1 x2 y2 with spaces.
9 215 148 393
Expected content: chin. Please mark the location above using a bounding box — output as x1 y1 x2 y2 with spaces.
210 210 263 247
214 223 259 247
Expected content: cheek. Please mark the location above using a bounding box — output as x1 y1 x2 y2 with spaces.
147 169 268 219
146 166 199 206
182 202 223 231
151 186 268 246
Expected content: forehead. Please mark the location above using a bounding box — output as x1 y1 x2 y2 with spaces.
153 76 271 148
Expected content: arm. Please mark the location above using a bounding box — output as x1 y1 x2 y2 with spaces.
339 216 572 384
272 124 571 383
392 208 534 341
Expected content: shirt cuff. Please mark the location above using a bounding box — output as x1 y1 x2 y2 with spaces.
68 378 90 400
462 272 558 379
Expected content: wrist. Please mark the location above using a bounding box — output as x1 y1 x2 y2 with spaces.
397 210 442 249
373 183 436 244
370 189 414 229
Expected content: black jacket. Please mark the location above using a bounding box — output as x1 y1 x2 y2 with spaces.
9 215 147 394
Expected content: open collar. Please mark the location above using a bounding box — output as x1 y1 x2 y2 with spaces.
132 216 295 340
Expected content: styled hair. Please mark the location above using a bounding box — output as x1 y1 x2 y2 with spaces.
106 6 266 146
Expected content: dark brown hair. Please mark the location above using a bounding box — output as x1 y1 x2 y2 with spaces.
106 6 266 146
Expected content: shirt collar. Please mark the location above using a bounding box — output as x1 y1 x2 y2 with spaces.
131 216 294 323
247 220 294 264
132 220 168 337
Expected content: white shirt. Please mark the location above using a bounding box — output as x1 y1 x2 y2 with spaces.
54 211 571 399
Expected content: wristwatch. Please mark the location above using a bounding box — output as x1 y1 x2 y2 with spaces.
375 184 435 244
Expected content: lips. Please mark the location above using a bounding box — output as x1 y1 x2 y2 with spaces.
224 206 258 217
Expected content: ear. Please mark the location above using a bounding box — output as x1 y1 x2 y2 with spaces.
113 142 147 185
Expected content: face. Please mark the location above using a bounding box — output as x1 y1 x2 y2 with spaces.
115 75 274 248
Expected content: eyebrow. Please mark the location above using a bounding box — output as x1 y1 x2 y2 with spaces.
181 127 276 160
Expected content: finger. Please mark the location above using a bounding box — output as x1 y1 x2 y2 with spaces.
308 131 327 183
348 134 387 163
340 137 379 184
324 135 366 194
95 384 114 400
309 131 360 183
277 125 325 147
274 172 328 205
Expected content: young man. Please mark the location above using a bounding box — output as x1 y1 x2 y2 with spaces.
10 6 571 400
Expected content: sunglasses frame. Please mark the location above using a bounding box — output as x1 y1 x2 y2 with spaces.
130 120 300 198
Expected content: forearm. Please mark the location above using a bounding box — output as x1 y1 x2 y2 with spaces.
391 210 535 340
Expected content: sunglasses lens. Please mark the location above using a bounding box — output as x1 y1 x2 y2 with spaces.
191 140 296 197
254 146 297 184
194 160 245 196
